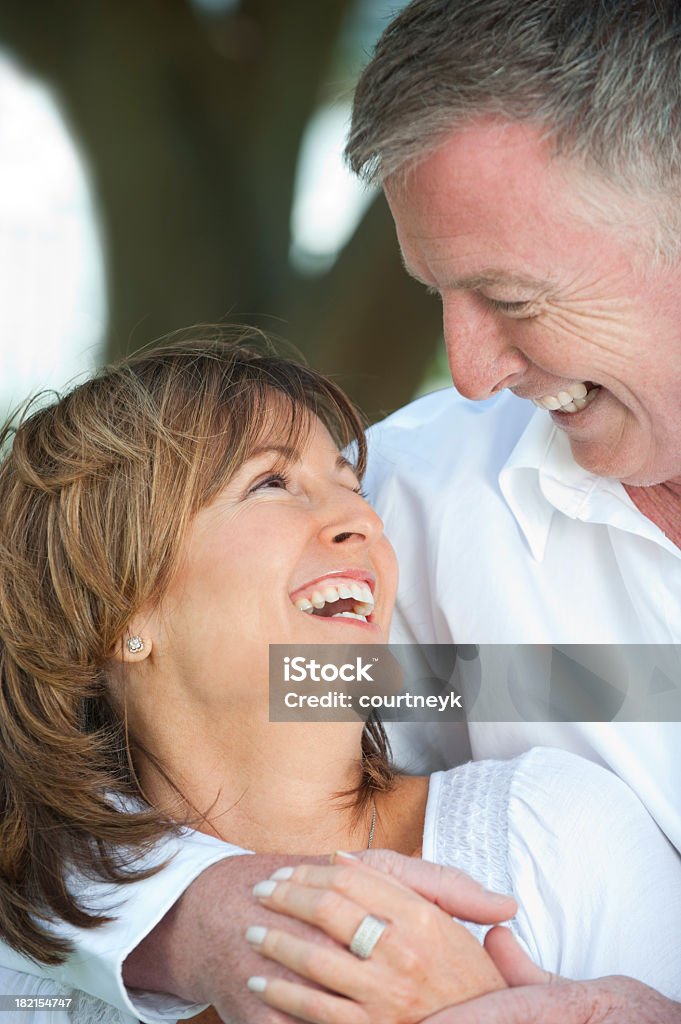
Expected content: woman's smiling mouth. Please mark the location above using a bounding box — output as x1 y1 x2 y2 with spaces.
290 572 375 625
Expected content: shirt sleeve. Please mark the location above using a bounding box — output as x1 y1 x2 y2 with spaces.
506 746 681 1000
0 828 249 1023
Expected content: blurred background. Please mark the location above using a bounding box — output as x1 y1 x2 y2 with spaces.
0 0 449 424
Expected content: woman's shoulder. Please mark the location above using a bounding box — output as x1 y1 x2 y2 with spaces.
427 745 663 881
427 747 681 991
429 744 647 835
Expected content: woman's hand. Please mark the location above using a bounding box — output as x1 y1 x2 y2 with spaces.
245 859 507 1024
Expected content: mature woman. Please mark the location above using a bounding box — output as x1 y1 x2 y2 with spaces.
0 336 678 1024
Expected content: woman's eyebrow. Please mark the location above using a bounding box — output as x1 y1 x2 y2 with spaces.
247 444 301 462
336 453 358 475
247 446 358 476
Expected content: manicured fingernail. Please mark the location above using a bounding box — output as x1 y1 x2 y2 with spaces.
245 926 268 945
486 889 514 904
247 976 268 993
253 880 278 898
270 866 295 881
334 850 359 860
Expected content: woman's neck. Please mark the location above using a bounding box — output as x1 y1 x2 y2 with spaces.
136 712 380 854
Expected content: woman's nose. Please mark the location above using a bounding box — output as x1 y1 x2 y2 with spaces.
319 489 385 548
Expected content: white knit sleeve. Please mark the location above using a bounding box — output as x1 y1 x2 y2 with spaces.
0 966 135 1024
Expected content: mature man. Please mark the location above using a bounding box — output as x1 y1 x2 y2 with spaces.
1 1 679 1022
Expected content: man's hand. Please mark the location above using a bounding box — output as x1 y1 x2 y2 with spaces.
421 926 681 1024
122 851 515 1024
124 854 324 1024
346 849 516 923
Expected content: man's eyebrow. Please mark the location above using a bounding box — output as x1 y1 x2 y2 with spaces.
448 270 555 291
401 257 554 292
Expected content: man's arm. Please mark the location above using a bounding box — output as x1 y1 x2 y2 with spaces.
422 927 681 1024
0 830 245 1023
123 850 516 1024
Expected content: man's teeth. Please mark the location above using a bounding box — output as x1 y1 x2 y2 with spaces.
293 580 374 618
532 382 600 413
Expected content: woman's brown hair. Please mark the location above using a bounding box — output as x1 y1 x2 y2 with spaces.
0 331 393 964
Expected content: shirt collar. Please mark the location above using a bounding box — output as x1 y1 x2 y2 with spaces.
498 407 680 562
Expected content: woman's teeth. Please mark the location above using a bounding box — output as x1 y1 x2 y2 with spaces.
532 382 600 413
293 580 374 622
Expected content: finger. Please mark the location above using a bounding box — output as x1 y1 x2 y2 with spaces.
484 926 555 987
247 926 374 1001
253 878 376 948
266 863 424 924
247 976 369 1024
336 850 517 924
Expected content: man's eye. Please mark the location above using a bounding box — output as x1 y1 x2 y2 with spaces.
485 297 533 315
249 472 289 493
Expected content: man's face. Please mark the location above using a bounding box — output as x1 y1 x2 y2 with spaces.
385 120 681 486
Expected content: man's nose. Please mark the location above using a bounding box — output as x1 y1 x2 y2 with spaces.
442 292 529 400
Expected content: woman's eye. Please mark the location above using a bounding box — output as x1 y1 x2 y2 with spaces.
249 472 289 494
354 485 369 500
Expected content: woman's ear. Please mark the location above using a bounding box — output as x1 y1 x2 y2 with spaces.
110 629 153 664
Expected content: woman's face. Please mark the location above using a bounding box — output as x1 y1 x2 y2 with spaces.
146 414 398 708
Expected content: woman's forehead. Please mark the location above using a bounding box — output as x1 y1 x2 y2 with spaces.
247 397 318 453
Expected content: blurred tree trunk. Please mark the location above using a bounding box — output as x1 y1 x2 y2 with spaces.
0 0 442 419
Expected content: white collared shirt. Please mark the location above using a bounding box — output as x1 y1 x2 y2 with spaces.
364 386 681 854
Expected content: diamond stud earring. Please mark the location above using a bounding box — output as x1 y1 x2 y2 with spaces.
126 636 145 654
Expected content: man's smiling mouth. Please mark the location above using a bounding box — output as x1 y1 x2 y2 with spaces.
530 381 601 414
290 575 375 624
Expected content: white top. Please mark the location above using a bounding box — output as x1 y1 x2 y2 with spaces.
2 747 680 1021
1 387 679 1018
0 828 245 1023
363 387 681 855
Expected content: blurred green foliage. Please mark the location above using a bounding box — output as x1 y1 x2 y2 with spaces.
0 0 445 420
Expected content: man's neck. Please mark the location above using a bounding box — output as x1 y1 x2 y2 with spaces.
623 480 681 549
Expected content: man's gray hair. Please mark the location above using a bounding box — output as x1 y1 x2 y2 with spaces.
346 0 681 251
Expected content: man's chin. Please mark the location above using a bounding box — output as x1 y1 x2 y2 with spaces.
568 439 639 484
570 442 677 488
